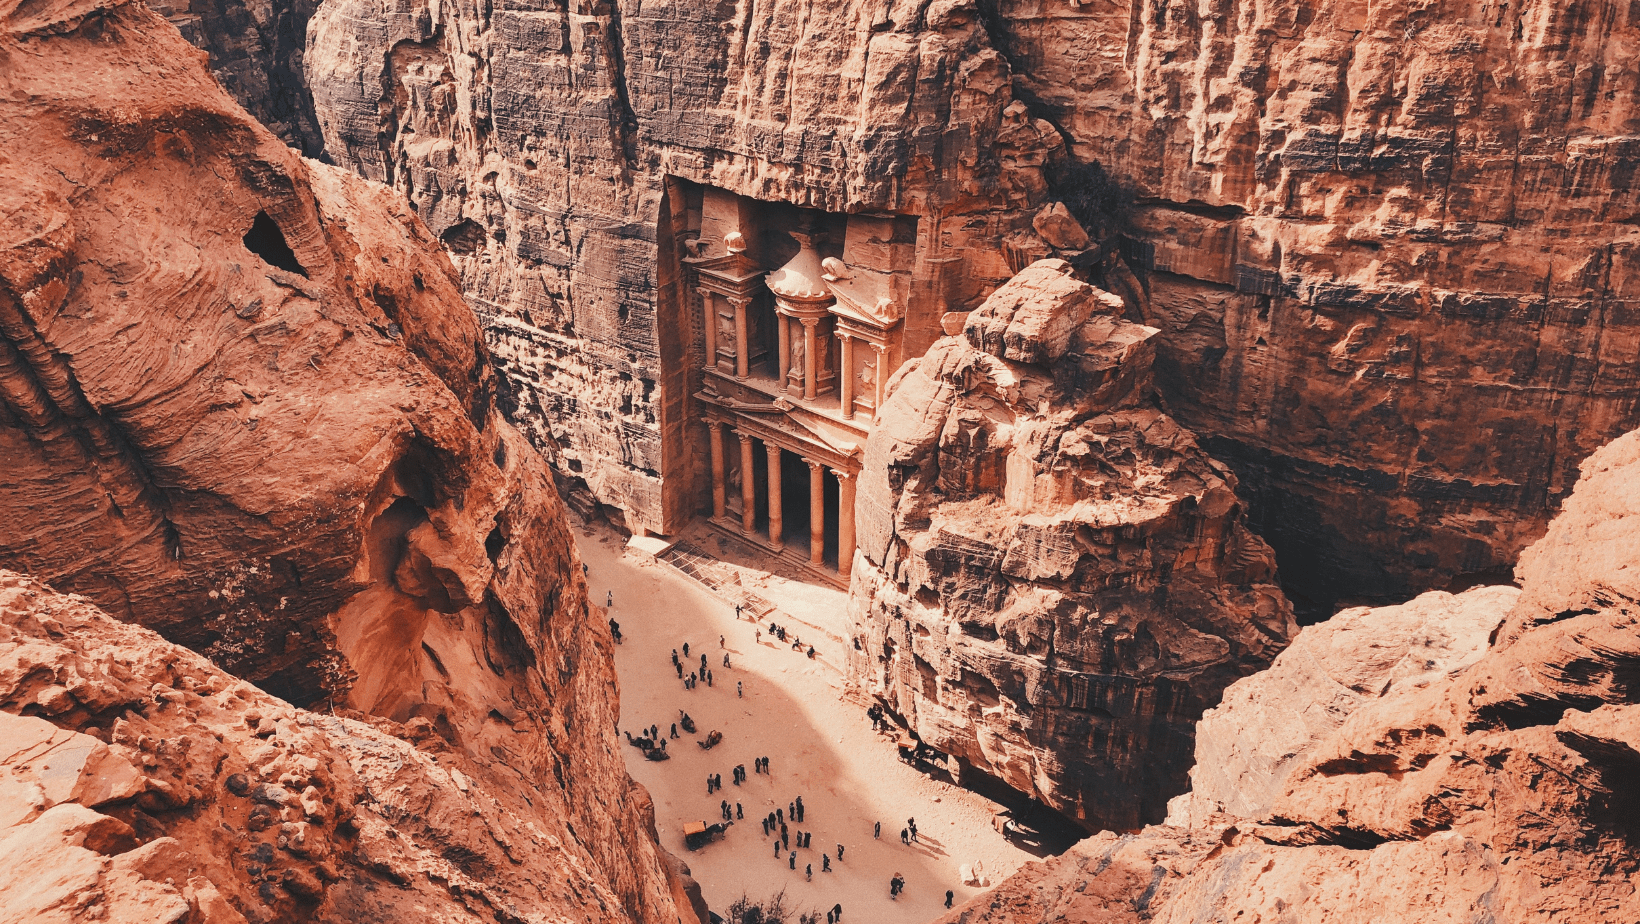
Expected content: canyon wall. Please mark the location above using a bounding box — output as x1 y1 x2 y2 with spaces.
0 570 705 923
938 428 1640 922
298 0 1105 534
0 2 690 920
986 0 1640 611
847 259 1294 832
197 0 1640 616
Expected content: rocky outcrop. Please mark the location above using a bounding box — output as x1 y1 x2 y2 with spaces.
0 4 689 921
0 570 677 923
939 429 1640 922
986 0 1640 612
298 0 1105 534
845 259 1294 832
150 0 1640 617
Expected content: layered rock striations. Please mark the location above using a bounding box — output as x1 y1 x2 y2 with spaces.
846 259 1294 832
153 0 1640 616
0 4 690 921
0 571 702 923
300 0 1106 534
939 429 1640 922
985 0 1640 611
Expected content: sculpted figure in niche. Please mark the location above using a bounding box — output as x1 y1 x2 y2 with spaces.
789 328 806 387
684 236 708 259
995 100 1063 209
716 311 735 360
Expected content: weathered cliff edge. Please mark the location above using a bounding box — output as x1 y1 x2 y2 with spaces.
0 1 691 920
937 430 1640 922
190 0 1640 614
846 259 1294 832
0 571 707 923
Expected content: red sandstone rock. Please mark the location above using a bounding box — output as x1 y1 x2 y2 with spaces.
0 571 685 922
939 430 1640 922
847 259 1294 832
0 4 691 921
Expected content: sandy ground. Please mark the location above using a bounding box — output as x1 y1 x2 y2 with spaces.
578 524 1035 924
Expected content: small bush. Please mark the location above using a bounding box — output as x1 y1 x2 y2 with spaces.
725 891 822 924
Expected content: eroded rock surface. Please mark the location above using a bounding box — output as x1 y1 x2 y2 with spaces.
0 4 689 921
846 259 1294 832
150 0 1640 616
940 430 1640 922
0 571 696 923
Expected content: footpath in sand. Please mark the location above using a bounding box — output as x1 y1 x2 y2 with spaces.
578 524 1036 924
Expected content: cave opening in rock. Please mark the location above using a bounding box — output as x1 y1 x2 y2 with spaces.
242 210 308 277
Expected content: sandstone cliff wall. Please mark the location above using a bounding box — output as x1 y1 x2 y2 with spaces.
0 3 689 920
0 570 703 923
937 429 1640 922
262 0 1640 615
847 260 1293 832
986 0 1640 611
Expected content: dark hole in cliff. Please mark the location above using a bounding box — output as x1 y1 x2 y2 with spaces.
440 220 487 256
485 525 506 562
242 211 308 277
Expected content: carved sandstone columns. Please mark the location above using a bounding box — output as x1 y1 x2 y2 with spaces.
739 432 756 533
766 443 784 550
833 468 856 580
839 333 855 418
731 296 751 380
708 421 726 520
807 459 825 565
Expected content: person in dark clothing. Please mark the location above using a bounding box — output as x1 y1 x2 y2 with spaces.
706 776 714 794
683 642 690 657
670 723 678 738
945 890 954 908
676 662 683 678
608 618 621 642
805 863 812 882
832 903 842 921
737 803 744 820
874 821 880 839
822 854 831 872
707 670 713 686
672 649 679 666
900 828 909 844
777 809 784 825
889 874 903 898
762 818 769 836
738 681 743 698
789 852 796 870
774 840 781 858
780 823 788 843
721 799 730 820
795 796 804 821
724 653 731 668
836 843 844 861
908 818 918 842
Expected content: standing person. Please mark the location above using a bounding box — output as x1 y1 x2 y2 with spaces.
706 776 713 794
724 653 731 668
676 661 683 679
672 649 679 666
836 843 844 861
670 723 678 738
721 799 729 820
762 818 769 837
738 681 743 698
832 903 842 921
701 653 708 671
683 642 690 657
874 821 880 839
805 863 812 882
777 808 783 825
720 634 725 648
774 840 781 858
945 890 954 909
756 630 760 644
737 803 744 820
900 828 909 845
708 670 713 687
736 603 743 620
606 591 612 607
789 851 796 870
796 796 804 821
908 818 918 842
822 854 830 873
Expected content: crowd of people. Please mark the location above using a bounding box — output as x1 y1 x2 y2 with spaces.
610 587 957 915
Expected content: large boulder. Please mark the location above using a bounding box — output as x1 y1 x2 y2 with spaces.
938 428 1640 922
0 4 691 922
846 259 1295 832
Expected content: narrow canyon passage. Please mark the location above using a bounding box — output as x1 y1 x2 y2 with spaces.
578 525 1035 923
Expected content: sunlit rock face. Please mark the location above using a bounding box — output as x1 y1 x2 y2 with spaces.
846 260 1295 832
936 428 1640 923
0 5 691 920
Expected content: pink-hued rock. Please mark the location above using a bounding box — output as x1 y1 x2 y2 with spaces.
939 430 1640 923
848 260 1294 832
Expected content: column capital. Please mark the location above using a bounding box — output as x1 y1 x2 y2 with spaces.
725 295 753 308
829 467 856 482
738 431 755 446
804 458 824 472
799 317 819 330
